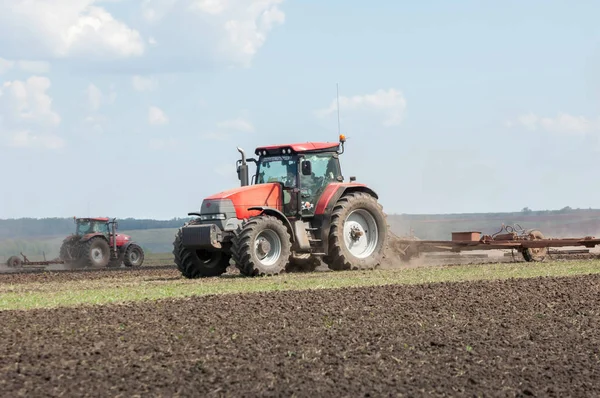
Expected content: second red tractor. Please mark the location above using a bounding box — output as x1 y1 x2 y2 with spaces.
60 217 145 268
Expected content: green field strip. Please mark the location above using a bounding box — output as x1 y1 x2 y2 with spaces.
1 260 599 311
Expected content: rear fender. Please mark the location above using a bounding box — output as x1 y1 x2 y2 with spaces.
247 206 296 242
79 233 106 243
313 185 379 254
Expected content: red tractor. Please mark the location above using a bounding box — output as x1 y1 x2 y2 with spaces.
173 135 389 278
59 217 145 268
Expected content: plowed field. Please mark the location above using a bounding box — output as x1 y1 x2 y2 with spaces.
1 273 599 397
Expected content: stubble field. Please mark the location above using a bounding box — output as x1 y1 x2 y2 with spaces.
1 253 599 396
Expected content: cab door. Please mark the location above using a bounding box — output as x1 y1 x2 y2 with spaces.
299 153 342 216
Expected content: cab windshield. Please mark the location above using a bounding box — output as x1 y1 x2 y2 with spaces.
77 220 109 235
256 155 298 188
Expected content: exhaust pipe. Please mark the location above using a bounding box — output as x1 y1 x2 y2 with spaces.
111 218 117 258
237 147 249 186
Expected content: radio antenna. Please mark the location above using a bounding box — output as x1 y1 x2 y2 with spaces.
336 83 341 135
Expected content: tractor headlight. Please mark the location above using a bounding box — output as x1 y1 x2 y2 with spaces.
199 213 226 221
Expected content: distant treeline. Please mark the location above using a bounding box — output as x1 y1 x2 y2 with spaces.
0 217 193 240
1 207 599 241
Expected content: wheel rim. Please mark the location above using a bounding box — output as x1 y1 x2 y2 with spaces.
343 209 379 259
129 250 140 264
254 229 282 266
91 247 104 263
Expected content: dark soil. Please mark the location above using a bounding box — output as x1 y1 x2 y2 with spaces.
1 274 599 397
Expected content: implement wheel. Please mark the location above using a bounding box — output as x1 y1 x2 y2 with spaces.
522 229 548 262
324 192 388 271
6 256 22 268
231 215 292 277
173 220 230 278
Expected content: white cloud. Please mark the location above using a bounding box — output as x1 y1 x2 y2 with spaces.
142 0 179 23
0 58 51 74
216 118 255 133
316 88 407 127
512 112 598 134
85 83 116 112
139 0 285 67
0 76 64 149
10 130 65 149
0 1 145 59
192 0 226 15
149 106 168 125
132 75 158 92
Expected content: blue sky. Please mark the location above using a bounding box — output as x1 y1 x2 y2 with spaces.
1 0 599 219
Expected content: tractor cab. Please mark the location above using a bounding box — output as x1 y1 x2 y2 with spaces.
75 217 111 236
236 135 347 217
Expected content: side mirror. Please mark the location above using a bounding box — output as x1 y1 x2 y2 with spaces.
350 176 356 182
237 165 241 180
301 160 312 176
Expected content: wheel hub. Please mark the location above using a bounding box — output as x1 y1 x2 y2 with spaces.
92 248 103 261
349 225 364 241
256 239 272 258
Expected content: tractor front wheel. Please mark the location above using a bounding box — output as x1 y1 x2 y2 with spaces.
124 244 145 267
80 237 111 268
173 222 230 278
231 215 292 277
324 192 388 271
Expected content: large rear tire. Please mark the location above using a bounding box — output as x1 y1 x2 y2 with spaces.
123 244 145 267
173 221 230 278
80 236 111 268
522 229 547 262
324 192 388 271
231 215 292 277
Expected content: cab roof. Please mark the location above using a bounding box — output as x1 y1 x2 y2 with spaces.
255 142 339 156
76 217 109 222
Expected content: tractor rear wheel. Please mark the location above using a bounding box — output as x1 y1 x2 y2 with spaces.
324 192 388 271
173 221 230 278
522 229 547 262
6 256 22 267
124 244 144 267
80 236 111 268
231 215 292 277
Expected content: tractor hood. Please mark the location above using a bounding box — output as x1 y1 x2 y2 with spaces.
199 183 283 220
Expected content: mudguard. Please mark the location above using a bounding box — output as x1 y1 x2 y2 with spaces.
247 206 296 242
